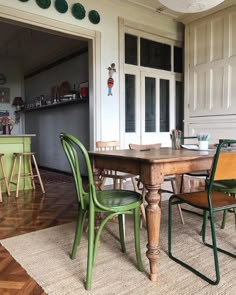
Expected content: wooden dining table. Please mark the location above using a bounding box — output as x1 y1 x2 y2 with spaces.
89 147 215 282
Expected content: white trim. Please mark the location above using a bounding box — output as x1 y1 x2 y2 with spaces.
0 4 101 150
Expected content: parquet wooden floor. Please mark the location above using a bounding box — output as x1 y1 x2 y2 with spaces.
0 171 79 295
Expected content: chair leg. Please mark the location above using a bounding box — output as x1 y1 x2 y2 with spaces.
71 208 87 259
221 210 227 229
171 179 184 224
32 154 45 194
140 203 146 224
86 209 95 290
169 199 221 285
0 181 2 202
180 174 184 193
131 176 138 192
28 155 36 190
133 206 144 272
118 214 126 253
202 210 220 284
0 157 10 196
15 155 22 198
9 155 17 192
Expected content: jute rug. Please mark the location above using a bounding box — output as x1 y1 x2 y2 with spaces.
1 202 235 295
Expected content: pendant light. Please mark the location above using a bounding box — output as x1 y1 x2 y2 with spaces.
159 0 224 13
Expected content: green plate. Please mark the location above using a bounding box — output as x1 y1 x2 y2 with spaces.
19 0 30 2
72 3 86 20
55 0 68 13
88 10 100 24
36 0 51 9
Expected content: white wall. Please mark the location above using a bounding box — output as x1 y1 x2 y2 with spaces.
0 57 24 134
0 0 183 144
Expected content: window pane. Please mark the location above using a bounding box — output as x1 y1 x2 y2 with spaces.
125 34 138 65
175 81 183 130
174 46 183 73
125 74 136 132
145 77 156 132
160 79 169 132
141 38 171 71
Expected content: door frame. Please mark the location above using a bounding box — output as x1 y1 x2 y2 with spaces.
0 4 101 150
119 18 183 148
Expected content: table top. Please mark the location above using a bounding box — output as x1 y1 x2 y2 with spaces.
89 147 216 164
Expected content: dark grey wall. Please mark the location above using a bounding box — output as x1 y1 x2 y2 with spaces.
25 101 89 175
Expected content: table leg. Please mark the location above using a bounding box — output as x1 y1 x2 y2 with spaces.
145 184 161 282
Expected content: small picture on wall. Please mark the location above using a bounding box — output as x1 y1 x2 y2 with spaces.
0 87 10 103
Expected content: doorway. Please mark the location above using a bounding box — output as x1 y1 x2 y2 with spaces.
0 5 101 151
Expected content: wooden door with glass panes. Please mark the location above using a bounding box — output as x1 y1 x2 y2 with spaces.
122 31 183 148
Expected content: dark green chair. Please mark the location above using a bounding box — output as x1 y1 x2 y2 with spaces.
168 139 236 285
60 133 144 290
211 179 236 229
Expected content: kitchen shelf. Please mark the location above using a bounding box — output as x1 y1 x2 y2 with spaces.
24 98 88 112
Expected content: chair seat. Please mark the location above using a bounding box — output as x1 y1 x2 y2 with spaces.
96 190 142 210
212 179 236 193
175 190 236 210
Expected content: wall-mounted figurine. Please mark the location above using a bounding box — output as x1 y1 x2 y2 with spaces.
107 63 116 96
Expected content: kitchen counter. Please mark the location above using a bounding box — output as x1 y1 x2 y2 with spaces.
0 135 35 193
0 134 36 137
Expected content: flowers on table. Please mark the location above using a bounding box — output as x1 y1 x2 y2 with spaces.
0 116 15 126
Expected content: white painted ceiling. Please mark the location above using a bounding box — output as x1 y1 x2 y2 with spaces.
0 0 232 76
126 0 184 18
0 21 88 76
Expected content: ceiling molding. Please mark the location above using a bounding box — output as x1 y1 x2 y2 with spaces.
178 0 236 24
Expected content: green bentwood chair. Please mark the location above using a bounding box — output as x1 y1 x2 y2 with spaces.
60 133 144 290
168 139 236 285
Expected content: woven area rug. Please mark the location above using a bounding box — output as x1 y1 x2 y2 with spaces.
1 202 235 295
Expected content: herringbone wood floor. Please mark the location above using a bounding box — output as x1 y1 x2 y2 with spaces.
0 171 78 295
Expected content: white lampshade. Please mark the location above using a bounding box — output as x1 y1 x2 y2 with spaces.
159 0 224 13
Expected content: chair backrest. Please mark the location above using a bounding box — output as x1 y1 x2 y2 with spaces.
129 143 161 151
208 139 236 193
96 141 120 151
60 132 95 210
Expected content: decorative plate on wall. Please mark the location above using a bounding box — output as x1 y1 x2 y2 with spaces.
88 10 100 24
72 3 86 20
36 0 51 9
55 0 68 13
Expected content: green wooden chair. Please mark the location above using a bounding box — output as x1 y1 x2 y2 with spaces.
168 139 236 285
60 133 144 290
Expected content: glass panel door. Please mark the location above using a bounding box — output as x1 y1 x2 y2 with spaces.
141 72 175 146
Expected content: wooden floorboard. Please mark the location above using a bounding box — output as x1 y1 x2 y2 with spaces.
0 171 78 295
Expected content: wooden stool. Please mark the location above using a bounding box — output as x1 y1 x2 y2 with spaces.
0 153 10 202
9 152 45 198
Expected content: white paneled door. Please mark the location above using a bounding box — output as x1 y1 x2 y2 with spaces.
124 70 176 147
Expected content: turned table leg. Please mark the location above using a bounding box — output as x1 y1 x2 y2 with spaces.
145 184 161 282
